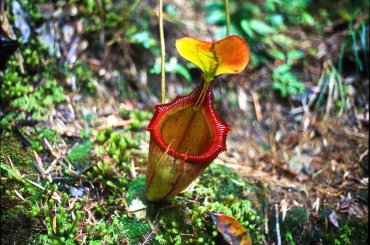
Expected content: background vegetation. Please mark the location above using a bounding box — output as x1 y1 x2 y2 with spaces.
0 0 368 244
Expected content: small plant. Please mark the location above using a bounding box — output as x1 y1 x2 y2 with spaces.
35 194 86 245
272 63 305 97
146 35 250 201
285 232 296 245
66 140 94 173
339 224 354 245
203 0 369 101
150 56 191 82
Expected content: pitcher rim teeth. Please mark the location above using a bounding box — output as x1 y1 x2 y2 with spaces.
147 80 231 164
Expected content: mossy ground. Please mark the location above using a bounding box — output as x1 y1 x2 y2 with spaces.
0 117 368 245
0 129 267 244
267 205 368 245
1 0 368 244
0 133 42 244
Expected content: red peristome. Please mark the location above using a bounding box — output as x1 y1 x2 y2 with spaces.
147 80 231 164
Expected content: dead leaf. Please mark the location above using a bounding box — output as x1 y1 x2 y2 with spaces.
211 213 252 245
280 199 289 221
328 210 339 228
127 198 146 220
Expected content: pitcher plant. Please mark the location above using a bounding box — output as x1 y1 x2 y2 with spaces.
146 36 250 202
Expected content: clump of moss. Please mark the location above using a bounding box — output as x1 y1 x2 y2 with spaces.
0 191 36 244
192 163 266 243
66 140 94 172
93 109 151 188
269 205 368 245
316 207 368 244
86 112 149 217
118 108 153 131
0 133 34 173
93 129 138 192
0 132 42 244
270 206 311 244
121 216 152 244
150 203 196 245
25 127 62 152
31 188 81 244
126 175 147 205
0 38 65 130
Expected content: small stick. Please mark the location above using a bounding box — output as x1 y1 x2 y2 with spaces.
26 179 45 190
224 0 230 37
271 159 297 177
324 72 335 119
359 149 368 162
275 204 281 245
252 91 262 122
159 0 166 104
14 190 25 200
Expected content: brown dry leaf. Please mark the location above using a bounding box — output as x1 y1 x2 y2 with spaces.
328 210 339 228
211 213 252 245
53 215 57 233
51 192 62 203
280 199 289 221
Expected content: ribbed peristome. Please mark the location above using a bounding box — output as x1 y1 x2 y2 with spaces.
146 80 231 202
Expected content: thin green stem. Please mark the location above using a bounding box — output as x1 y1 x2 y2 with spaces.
159 0 166 104
224 0 230 37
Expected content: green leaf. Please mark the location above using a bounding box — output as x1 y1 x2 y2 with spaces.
275 63 291 73
269 34 298 47
205 8 225 24
249 19 277 35
302 12 315 26
268 14 285 27
131 31 156 49
172 63 191 81
269 50 286 60
287 50 305 64
272 81 287 97
240 19 255 38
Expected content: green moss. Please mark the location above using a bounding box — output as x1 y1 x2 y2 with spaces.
275 206 312 244
39 128 59 142
28 127 62 152
126 175 147 205
0 132 43 244
121 217 151 244
271 205 369 244
30 189 87 245
195 164 266 243
0 198 36 244
83 215 153 244
84 127 148 217
197 164 245 201
120 108 153 131
316 207 368 244
66 140 93 172
0 133 34 173
0 36 65 127
91 125 148 196
143 163 266 244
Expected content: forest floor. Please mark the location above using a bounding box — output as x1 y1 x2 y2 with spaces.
0 0 368 244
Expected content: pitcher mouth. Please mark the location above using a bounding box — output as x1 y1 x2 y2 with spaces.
147 80 231 164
